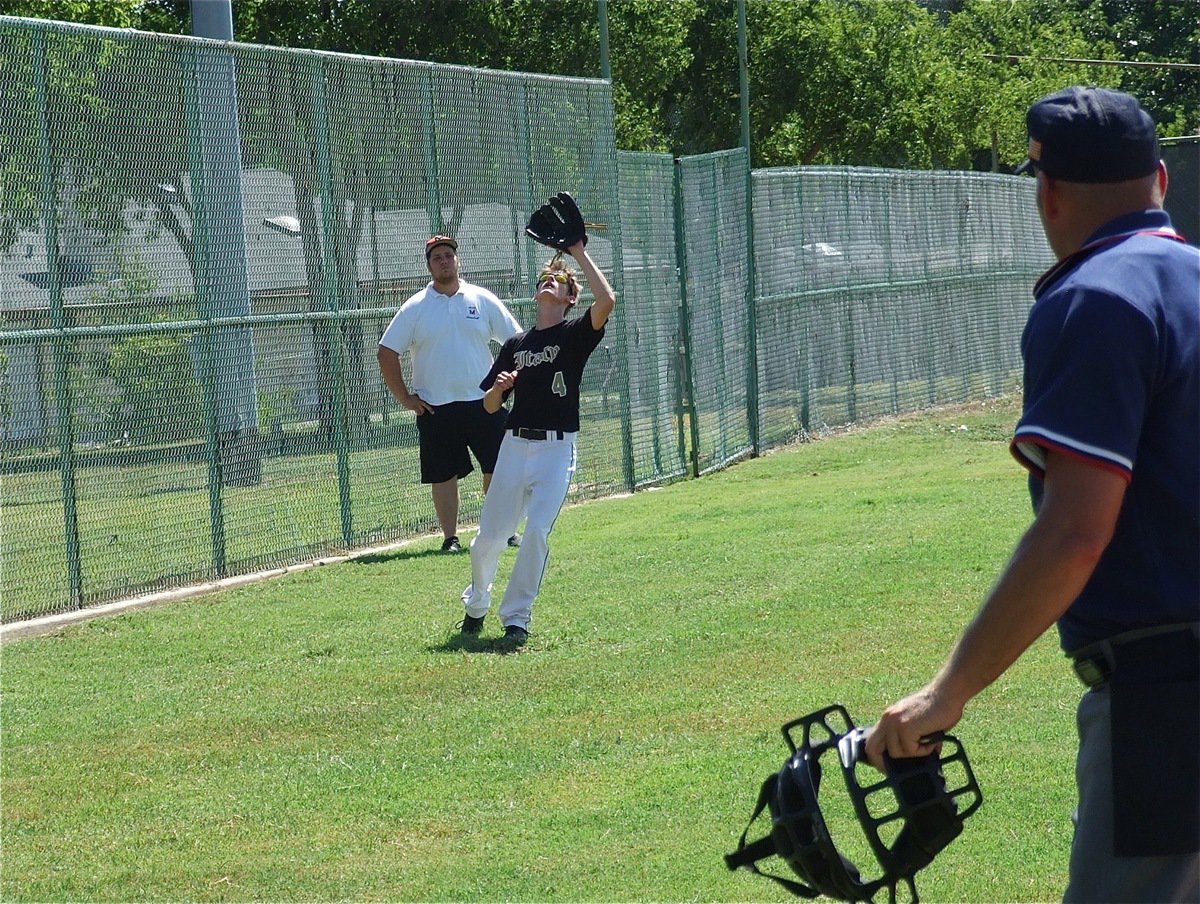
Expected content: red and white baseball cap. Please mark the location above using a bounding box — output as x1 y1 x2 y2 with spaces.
425 235 458 259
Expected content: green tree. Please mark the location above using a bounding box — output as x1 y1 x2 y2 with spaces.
4 0 1192 172
118 0 701 155
940 0 1118 171
108 332 206 442
0 0 143 26
484 0 702 153
748 0 951 167
664 0 739 155
1075 0 1199 136
0 17 205 290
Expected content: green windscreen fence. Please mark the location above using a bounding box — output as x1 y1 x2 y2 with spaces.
752 167 1047 446
676 149 755 476
617 152 690 488
0 17 1054 623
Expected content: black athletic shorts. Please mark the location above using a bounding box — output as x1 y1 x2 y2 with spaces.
416 400 508 484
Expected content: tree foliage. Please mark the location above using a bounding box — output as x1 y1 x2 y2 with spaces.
0 0 142 27
937 0 1120 170
2 0 1194 169
1074 0 1200 135
749 0 949 167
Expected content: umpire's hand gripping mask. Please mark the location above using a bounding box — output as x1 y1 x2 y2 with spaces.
725 705 983 903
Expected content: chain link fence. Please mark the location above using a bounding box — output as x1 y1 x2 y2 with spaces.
0 17 1052 622
752 166 1041 446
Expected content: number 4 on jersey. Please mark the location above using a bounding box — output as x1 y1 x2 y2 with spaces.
551 371 567 397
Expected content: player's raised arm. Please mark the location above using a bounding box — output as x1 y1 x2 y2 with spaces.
569 242 615 329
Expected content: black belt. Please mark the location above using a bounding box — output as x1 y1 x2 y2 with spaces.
1070 622 1200 689
511 428 564 441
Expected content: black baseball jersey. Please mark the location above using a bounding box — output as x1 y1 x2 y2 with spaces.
480 306 605 433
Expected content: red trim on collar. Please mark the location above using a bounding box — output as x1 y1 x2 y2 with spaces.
1034 228 1186 298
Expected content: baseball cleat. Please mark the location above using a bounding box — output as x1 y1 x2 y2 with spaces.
459 614 485 635
500 625 528 648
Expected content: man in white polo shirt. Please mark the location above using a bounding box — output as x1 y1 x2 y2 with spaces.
377 235 522 552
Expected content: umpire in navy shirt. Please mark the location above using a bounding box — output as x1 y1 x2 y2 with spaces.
865 86 1199 902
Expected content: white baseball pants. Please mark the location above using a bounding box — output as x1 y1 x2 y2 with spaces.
463 432 576 630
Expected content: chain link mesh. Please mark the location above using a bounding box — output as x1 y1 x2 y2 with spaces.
617 152 689 488
753 167 1046 443
0 18 1053 622
677 149 755 476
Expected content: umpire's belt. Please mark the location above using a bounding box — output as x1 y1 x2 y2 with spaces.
1070 621 1200 689
511 428 565 441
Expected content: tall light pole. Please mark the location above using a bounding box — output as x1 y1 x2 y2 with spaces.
190 0 260 491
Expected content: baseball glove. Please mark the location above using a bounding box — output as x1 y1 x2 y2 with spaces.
525 191 588 251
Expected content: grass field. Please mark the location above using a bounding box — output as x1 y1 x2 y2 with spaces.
0 394 1080 902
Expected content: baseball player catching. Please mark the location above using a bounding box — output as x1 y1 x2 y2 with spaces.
458 193 616 648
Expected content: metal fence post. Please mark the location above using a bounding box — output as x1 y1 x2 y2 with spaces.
598 0 611 81
184 45 227 577
738 0 760 453
34 29 82 608
673 159 701 478
841 170 857 422
310 57 354 547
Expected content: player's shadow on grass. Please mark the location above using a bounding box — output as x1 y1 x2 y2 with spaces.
428 634 526 656
353 548 460 565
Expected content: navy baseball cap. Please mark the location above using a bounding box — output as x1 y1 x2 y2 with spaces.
1014 86 1160 183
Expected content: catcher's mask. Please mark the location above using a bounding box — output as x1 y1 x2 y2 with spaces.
725 705 982 903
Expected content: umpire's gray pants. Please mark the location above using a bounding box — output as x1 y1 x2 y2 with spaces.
1064 687 1200 903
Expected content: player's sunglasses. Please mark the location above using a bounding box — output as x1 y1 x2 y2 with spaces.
537 270 571 286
